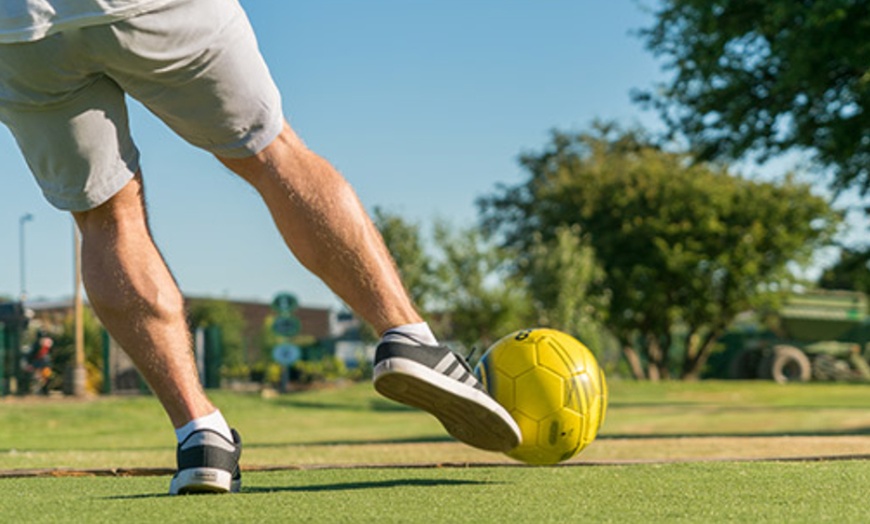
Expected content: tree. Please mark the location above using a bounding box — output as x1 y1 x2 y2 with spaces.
819 247 870 294
637 0 870 195
479 124 841 379
187 299 246 369
372 207 437 310
431 222 535 352
524 225 609 356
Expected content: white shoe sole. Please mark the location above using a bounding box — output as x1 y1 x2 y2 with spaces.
374 357 521 452
169 467 239 495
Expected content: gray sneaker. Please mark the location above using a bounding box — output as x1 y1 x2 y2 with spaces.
373 341 521 452
169 428 242 495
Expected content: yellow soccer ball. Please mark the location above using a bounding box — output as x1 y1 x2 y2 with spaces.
475 328 608 465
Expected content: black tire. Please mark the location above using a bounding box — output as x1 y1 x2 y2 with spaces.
758 345 812 384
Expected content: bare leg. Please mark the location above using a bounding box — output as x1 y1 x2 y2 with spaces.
221 123 523 451
72 173 214 428
219 122 422 334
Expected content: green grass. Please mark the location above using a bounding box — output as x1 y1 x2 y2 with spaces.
606 380 870 438
1 463 868 522
1 381 869 522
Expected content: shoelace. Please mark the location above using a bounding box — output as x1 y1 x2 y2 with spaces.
465 345 479 365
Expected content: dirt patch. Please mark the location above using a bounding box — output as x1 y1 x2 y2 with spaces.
578 435 870 463
1 435 868 478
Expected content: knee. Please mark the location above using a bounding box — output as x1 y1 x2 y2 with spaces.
218 122 314 185
73 173 147 237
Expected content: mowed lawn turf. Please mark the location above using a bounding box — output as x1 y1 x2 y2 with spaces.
1 462 868 522
1 381 869 522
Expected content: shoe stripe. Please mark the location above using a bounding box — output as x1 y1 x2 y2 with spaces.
457 370 479 387
442 359 459 377
431 354 485 387
449 365 468 382
433 354 457 374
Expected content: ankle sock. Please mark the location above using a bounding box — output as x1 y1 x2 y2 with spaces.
175 410 233 443
380 322 438 346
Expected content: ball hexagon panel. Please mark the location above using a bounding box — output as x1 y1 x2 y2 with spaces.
513 366 565 420
491 344 537 379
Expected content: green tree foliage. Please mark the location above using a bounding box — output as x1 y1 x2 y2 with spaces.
372 212 610 358
638 0 870 195
372 210 534 351
431 222 534 351
479 124 841 379
256 313 280 363
819 247 870 294
372 207 437 310
525 225 609 355
187 299 246 369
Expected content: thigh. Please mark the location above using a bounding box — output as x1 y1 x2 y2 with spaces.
0 34 139 211
99 0 284 159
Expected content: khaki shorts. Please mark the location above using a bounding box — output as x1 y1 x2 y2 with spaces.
0 0 283 211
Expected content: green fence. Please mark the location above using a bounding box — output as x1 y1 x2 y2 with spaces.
203 325 222 389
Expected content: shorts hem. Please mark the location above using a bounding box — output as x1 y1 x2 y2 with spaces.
43 152 139 212
208 114 284 159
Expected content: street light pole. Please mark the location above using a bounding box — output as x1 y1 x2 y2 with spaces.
18 213 33 302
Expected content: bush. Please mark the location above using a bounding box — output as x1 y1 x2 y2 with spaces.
292 356 349 385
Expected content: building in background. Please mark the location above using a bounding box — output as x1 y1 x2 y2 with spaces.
12 295 369 393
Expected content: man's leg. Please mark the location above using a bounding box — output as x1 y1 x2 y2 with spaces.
73 173 242 494
219 123 422 335
219 122 522 452
71 173 214 428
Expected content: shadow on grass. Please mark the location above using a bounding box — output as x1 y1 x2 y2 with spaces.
246 435 455 448
271 398 413 412
243 478 495 494
104 493 173 500
105 479 494 499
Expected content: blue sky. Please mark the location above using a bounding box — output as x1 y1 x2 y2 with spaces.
1 1 858 309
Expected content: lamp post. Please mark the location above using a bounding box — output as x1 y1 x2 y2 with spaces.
18 213 33 302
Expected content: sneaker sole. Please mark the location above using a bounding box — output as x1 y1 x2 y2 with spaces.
169 467 240 495
374 357 521 452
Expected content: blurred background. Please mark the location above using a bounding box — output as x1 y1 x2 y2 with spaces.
0 0 868 395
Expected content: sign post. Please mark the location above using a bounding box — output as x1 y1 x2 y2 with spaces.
271 293 301 392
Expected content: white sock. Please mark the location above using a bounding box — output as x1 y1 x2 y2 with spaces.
175 410 233 443
380 322 438 346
